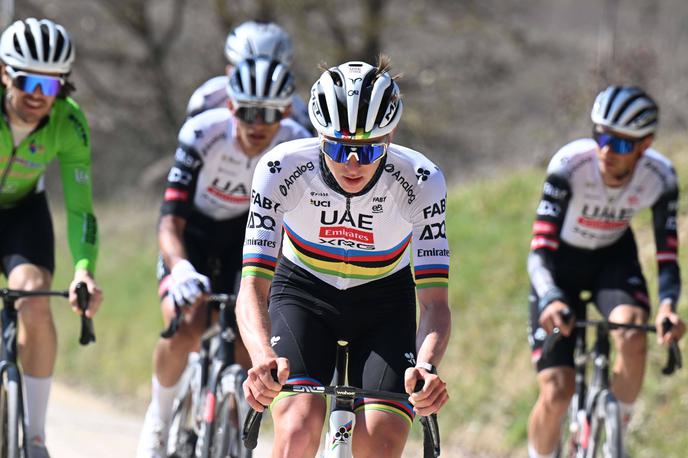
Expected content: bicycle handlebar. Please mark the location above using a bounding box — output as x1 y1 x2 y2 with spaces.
0 282 95 346
242 377 441 457
542 314 682 375
160 293 236 339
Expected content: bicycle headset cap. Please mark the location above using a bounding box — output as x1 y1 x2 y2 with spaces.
308 61 403 140
227 57 295 108
0 18 74 74
590 85 658 138
225 21 294 67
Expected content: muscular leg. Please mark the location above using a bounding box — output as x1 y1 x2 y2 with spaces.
528 367 575 455
353 409 410 458
10 264 56 376
9 263 56 445
608 305 648 403
153 296 207 386
271 394 326 458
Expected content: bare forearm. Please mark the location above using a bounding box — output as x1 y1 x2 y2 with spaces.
236 277 276 364
416 288 451 366
158 215 187 267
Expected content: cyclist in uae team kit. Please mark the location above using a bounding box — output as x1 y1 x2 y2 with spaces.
136 56 310 458
186 20 312 132
237 56 451 457
526 86 686 458
0 18 103 458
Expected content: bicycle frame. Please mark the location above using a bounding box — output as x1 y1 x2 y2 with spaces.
163 293 249 458
242 340 441 457
547 317 681 458
0 283 93 457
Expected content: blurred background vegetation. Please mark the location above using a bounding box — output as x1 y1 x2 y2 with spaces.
7 0 688 456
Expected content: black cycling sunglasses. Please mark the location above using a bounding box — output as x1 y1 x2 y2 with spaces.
234 106 286 125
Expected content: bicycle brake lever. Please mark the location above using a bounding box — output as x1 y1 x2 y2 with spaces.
419 414 441 458
75 282 96 345
660 318 682 375
242 409 263 450
542 328 562 358
160 305 182 338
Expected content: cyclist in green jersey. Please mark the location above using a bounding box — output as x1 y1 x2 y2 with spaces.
0 18 102 458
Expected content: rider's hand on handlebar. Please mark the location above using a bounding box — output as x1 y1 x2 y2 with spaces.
404 366 448 416
169 260 210 307
243 356 289 412
539 300 574 336
69 269 102 318
655 301 686 346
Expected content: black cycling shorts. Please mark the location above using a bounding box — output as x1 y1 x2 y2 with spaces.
0 192 55 276
157 210 248 297
269 257 417 425
529 230 650 372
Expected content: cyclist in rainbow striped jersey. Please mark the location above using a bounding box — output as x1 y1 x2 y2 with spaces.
237 56 451 457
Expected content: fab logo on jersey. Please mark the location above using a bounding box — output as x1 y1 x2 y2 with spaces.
318 209 375 249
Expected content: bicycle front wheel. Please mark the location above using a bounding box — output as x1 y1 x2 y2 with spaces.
0 366 26 458
209 364 251 458
585 392 622 458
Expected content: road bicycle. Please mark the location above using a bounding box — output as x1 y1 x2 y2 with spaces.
164 293 251 458
243 340 442 458
543 310 681 458
0 282 95 458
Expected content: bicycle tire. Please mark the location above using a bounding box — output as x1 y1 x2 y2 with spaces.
210 365 251 458
0 367 25 458
167 363 201 458
585 392 622 458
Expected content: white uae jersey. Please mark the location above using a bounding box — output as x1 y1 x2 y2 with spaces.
161 108 310 221
241 137 451 290
546 139 677 250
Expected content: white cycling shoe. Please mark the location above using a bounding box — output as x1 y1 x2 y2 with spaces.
136 403 169 458
28 436 50 458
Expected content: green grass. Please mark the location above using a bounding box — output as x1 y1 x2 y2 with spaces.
37 146 688 455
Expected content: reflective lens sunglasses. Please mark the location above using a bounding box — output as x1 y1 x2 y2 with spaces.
5 66 64 96
593 130 637 154
234 105 285 125
320 137 388 165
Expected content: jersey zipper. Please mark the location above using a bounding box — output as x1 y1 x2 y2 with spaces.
0 146 17 193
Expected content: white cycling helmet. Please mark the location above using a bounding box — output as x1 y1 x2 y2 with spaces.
0 18 74 74
309 61 403 140
224 21 293 66
227 57 294 107
590 85 658 138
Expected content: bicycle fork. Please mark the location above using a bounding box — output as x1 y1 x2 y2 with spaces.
326 341 356 457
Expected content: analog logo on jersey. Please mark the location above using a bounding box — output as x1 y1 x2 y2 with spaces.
384 163 417 204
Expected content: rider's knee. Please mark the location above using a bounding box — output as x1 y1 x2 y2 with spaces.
539 373 574 412
164 324 203 354
8 264 51 291
615 329 647 358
